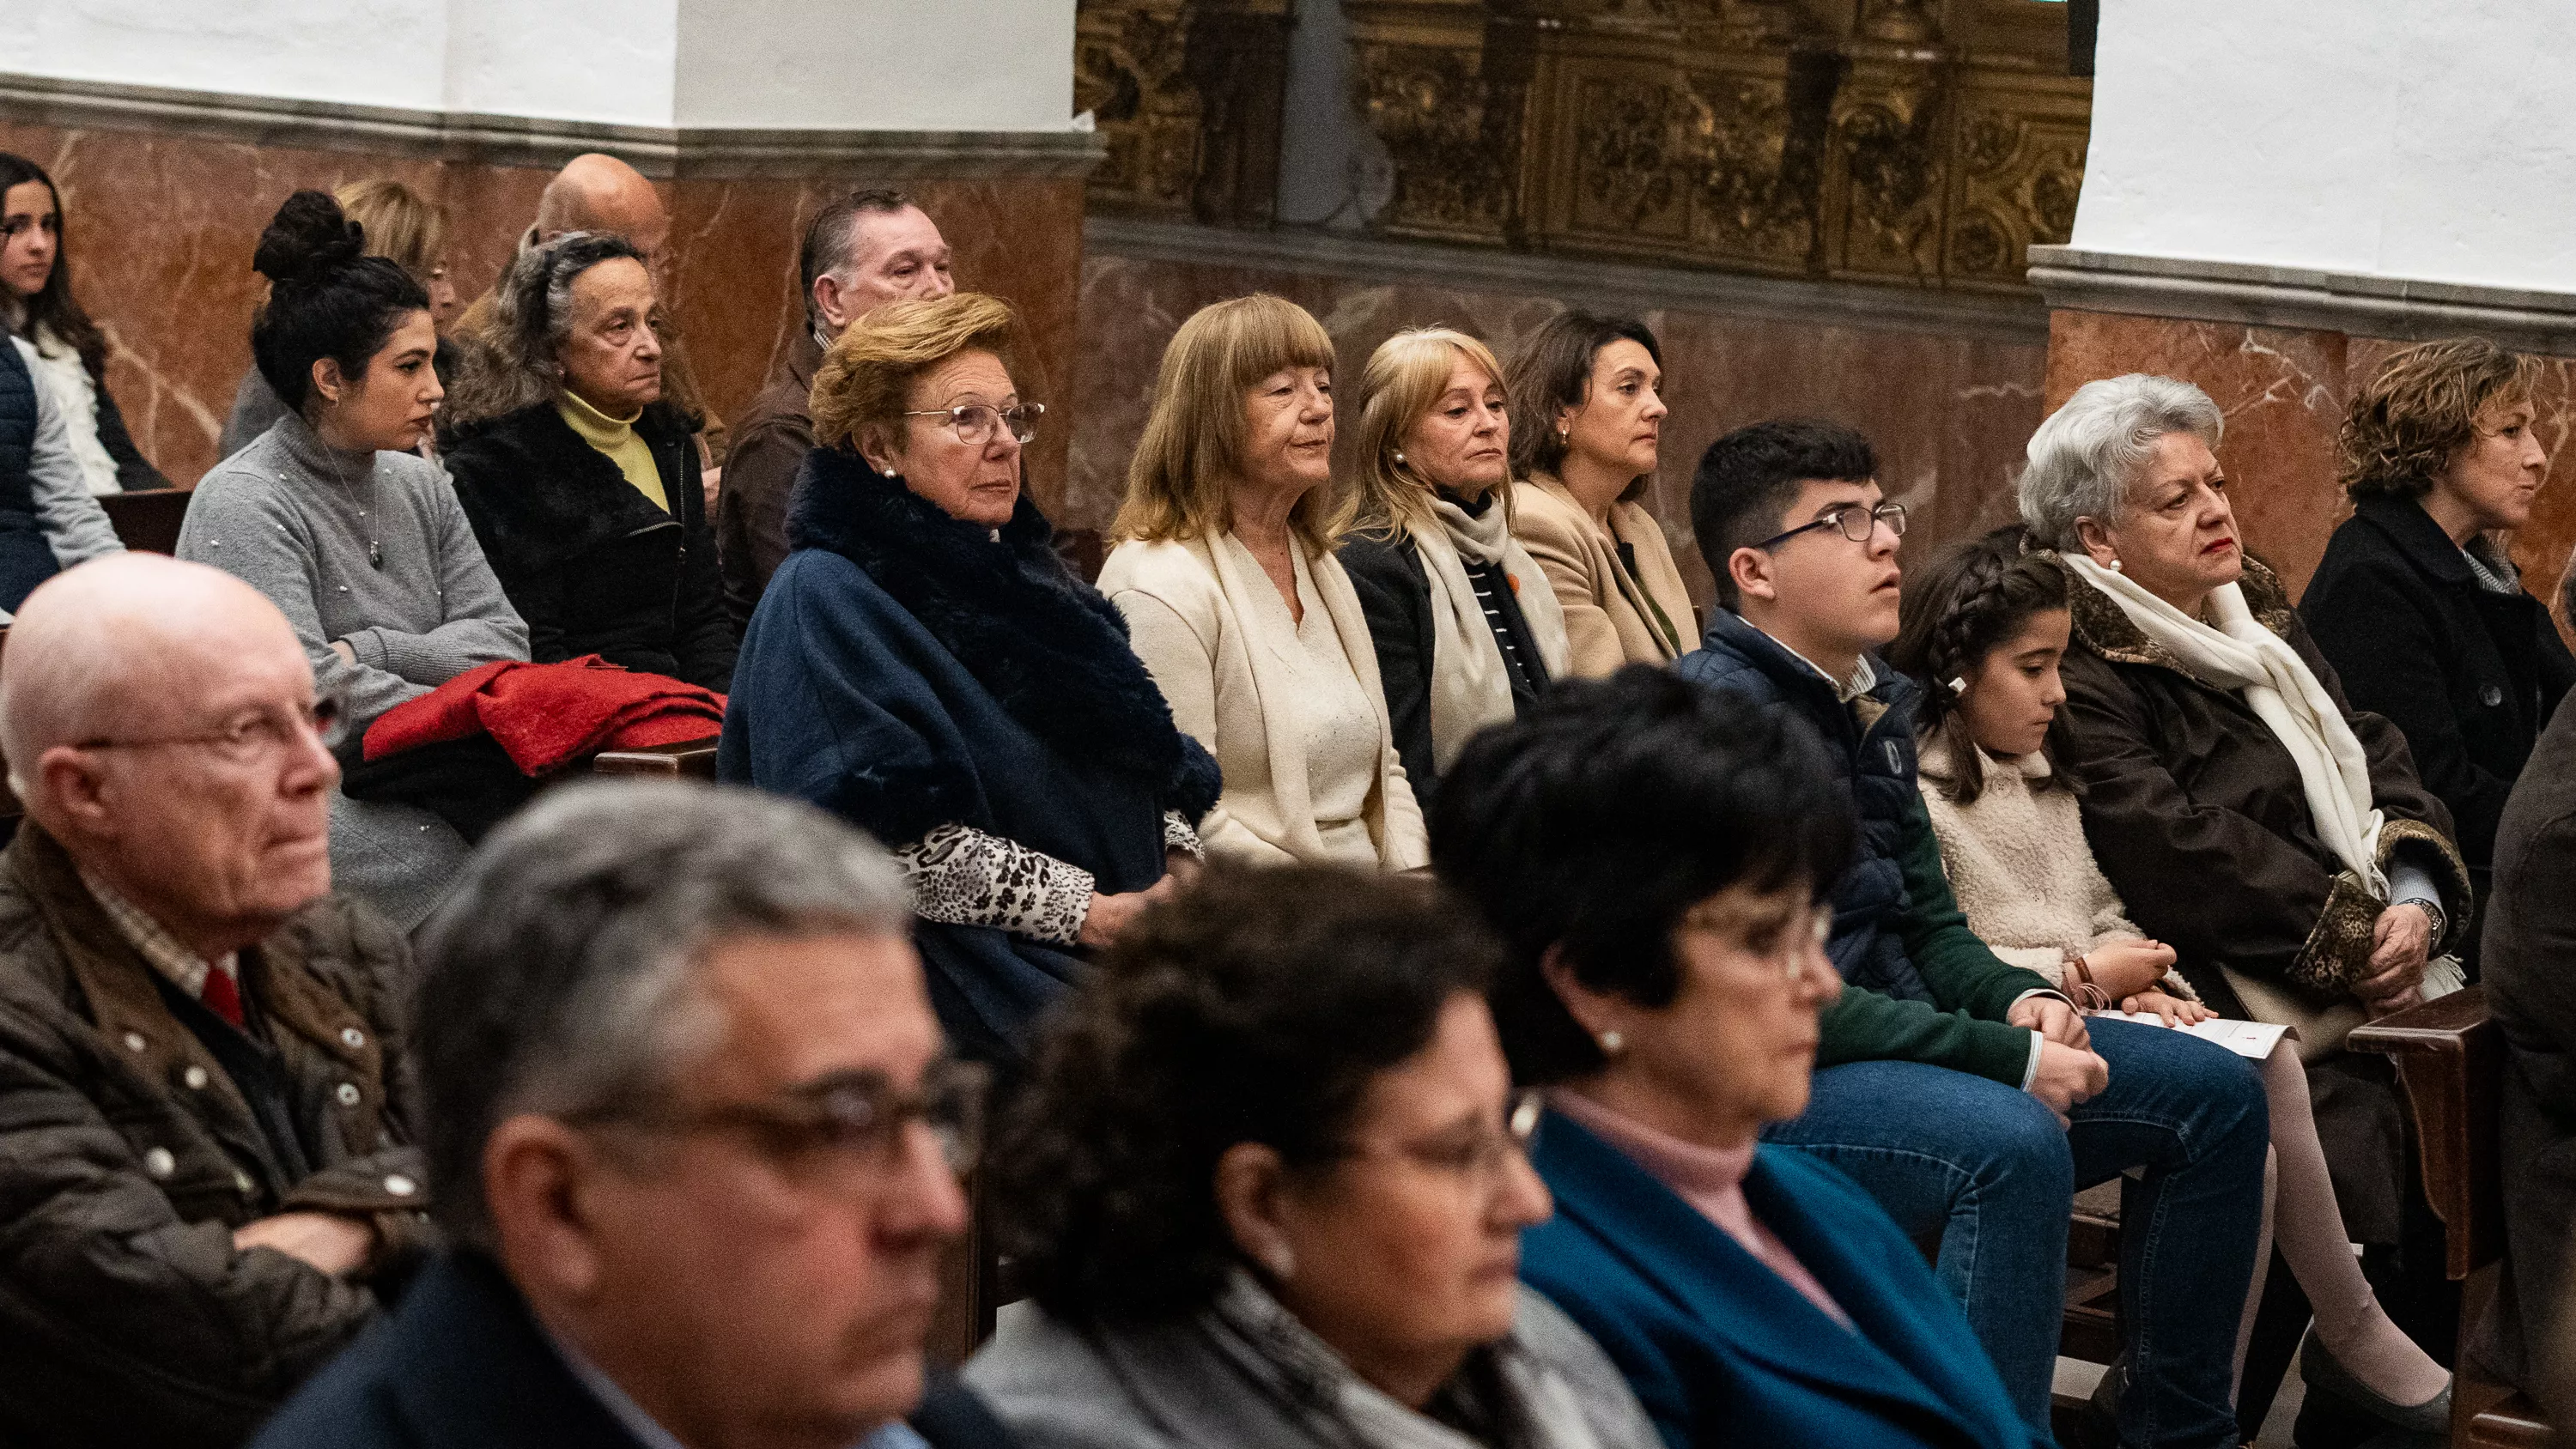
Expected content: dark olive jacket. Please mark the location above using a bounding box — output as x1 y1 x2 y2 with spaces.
2050 555 2471 1017
2480 693 2576 1391
0 825 432 1449
2300 494 2576 877
442 400 738 692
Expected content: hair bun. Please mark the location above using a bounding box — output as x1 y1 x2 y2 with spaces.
252 191 367 287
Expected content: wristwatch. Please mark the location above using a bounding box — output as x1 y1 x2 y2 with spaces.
2403 897 2446 946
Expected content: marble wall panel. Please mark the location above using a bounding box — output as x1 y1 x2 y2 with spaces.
0 122 1088 512
2049 310 2576 625
1073 250 2050 609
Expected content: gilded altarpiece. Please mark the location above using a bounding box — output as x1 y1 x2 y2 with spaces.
1074 0 1294 227
1338 0 2087 294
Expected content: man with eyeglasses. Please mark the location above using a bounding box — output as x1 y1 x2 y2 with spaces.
718 190 957 633
1674 420 2269 1449
0 555 431 1448
252 780 1019 1449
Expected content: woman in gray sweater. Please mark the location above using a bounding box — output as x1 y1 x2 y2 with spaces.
179 191 525 930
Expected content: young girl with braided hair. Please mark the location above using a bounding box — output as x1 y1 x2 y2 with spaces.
1888 525 2450 1434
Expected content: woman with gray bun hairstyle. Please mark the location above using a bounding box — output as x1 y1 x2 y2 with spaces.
2022 373 2464 1435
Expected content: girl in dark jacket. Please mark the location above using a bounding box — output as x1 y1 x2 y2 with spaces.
0 151 169 494
438 232 736 692
2302 338 2576 919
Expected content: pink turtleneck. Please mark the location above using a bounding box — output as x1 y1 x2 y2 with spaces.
1548 1088 1853 1330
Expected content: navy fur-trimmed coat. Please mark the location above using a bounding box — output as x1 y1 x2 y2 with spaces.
717 445 1218 1060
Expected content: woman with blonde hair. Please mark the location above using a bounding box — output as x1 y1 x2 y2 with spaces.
720 291 1216 1062
222 178 462 457
1101 293 1426 870
1339 326 1569 805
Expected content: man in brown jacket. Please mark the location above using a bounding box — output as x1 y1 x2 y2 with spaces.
716 189 953 632
0 555 430 1448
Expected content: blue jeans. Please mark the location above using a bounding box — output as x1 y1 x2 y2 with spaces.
1762 1018 2269 1449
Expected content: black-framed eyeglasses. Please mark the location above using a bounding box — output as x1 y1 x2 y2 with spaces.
567 1058 990 1179
76 682 350 761
902 401 1045 446
1755 501 1908 551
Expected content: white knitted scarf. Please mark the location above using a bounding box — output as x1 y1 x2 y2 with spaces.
1415 494 1571 773
2063 554 2387 895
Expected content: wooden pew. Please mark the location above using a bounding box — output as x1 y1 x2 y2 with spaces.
589 738 720 779
2349 985 2555 1447
100 488 191 555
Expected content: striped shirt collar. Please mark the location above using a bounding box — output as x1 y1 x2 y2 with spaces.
76 870 239 1001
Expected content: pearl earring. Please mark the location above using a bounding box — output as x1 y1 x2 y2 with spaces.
1393 449 1406 464
1598 1029 1625 1057
2108 557 2124 573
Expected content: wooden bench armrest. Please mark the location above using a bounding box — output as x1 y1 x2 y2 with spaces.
589 737 720 779
2347 984 2501 1279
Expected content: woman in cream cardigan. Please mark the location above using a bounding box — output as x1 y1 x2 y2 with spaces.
1503 310 1696 676
1098 294 1426 870
1337 326 1570 806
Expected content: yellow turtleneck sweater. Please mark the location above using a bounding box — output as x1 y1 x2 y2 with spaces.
556 389 666 512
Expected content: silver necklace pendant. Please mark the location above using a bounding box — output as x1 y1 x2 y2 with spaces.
368 539 385 570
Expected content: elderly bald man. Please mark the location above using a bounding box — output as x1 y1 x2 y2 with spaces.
0 555 430 1449
456 153 724 465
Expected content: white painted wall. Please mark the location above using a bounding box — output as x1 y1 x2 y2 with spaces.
2073 0 2576 293
672 0 1077 130
6 0 1078 131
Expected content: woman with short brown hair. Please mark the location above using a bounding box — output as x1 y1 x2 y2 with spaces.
2303 337 2575 920
720 290 1217 1063
1101 294 1426 870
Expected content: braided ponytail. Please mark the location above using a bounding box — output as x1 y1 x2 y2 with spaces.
1886 524 2069 803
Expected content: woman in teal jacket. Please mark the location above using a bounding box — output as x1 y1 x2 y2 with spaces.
1432 667 2041 1449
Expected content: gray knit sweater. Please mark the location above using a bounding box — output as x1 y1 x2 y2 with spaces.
179 414 526 733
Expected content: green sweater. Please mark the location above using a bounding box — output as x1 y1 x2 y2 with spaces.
1815 792 2056 1085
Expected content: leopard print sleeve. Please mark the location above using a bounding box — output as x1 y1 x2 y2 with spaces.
893 823 1095 947
1163 809 1204 860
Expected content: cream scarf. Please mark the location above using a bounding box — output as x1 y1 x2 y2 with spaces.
2065 553 2387 893
1415 493 1571 772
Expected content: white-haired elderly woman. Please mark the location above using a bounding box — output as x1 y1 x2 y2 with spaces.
2020 374 2470 1412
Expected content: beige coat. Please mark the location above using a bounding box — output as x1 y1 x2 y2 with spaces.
1100 533 1429 870
1510 476 1697 676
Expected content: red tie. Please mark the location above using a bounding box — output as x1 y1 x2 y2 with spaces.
200 968 245 1029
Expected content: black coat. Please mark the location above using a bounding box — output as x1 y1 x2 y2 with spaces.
248 1252 1024 1449
441 401 738 692
2476 695 2576 1391
2301 494 2576 882
1337 529 1552 807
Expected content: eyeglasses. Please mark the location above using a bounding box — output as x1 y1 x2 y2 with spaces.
569 1058 990 1183
76 684 349 761
1755 500 1908 551
1334 1088 1543 1195
1678 902 1832 984
902 401 1045 447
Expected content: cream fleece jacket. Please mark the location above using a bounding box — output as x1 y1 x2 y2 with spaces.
1917 737 2193 1000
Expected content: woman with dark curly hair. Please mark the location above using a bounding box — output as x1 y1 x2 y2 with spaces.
1434 666 2039 1449
964 864 1660 1449
2302 337 2575 922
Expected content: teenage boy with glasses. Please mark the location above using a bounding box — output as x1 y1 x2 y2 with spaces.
1675 419 2270 1449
